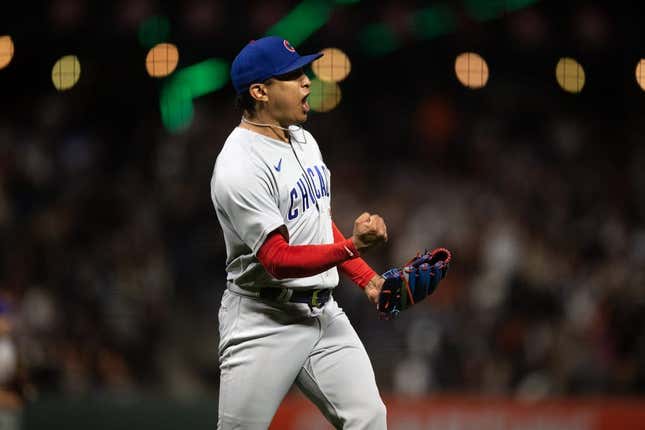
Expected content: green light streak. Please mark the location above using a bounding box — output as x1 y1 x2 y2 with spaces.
138 16 170 48
171 58 229 98
159 58 229 133
160 83 194 133
465 0 539 22
412 4 456 39
359 23 399 56
465 0 504 21
506 0 540 11
265 0 333 46
159 0 362 132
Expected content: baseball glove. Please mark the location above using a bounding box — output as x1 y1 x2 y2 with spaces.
377 248 451 320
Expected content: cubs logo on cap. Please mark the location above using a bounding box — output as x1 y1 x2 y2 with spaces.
283 40 296 53
230 36 324 94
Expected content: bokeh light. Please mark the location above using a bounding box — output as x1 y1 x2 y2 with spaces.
312 48 351 83
160 58 229 132
466 0 540 21
412 5 456 39
265 0 333 47
160 83 194 133
635 59 645 91
0 35 14 70
416 97 457 146
146 43 179 78
555 57 585 93
359 23 399 56
455 52 489 89
138 15 170 49
309 79 341 112
51 55 81 91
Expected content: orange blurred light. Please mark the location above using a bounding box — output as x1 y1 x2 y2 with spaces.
635 59 645 91
455 52 489 89
0 35 15 70
145 43 179 78
312 48 351 83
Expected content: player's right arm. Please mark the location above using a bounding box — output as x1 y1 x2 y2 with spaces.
212 150 386 280
256 213 386 280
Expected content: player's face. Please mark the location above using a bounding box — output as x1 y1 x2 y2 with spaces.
266 68 311 126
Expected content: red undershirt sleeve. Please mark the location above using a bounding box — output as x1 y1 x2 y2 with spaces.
256 230 360 280
331 221 378 289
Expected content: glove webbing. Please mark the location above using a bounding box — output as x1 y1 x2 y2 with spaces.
402 269 415 307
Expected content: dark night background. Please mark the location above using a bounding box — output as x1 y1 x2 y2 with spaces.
1 1 644 426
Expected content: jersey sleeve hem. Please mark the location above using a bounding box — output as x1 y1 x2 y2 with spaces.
251 221 286 256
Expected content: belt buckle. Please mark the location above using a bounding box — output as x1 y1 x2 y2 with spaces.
310 290 320 308
309 290 330 308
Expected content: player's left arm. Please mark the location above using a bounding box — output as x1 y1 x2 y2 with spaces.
332 221 384 305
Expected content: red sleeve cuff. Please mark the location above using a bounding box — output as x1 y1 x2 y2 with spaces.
331 220 378 288
342 237 359 258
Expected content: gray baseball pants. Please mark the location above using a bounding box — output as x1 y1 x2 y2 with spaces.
217 288 387 429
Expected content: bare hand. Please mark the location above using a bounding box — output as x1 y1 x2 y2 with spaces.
351 212 387 252
364 275 384 305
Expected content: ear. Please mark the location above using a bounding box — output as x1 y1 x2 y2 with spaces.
248 83 269 103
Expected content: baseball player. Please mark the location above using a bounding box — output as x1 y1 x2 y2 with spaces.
210 36 389 429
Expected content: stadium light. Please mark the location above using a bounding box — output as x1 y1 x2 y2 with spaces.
309 78 342 112
52 55 81 91
0 35 14 70
635 59 645 91
146 43 179 78
555 57 585 93
455 52 489 89
312 48 351 83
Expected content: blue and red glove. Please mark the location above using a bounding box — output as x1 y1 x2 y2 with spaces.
377 248 451 320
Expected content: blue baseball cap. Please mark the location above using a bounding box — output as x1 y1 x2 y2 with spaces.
231 36 323 94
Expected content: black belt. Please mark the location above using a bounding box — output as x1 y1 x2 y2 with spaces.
259 288 332 308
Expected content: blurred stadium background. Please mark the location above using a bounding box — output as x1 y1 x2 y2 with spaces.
1 0 645 429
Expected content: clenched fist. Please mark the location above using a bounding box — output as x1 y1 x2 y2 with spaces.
351 212 388 252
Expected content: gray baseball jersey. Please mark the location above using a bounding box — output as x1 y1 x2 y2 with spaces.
211 126 339 290
211 125 387 429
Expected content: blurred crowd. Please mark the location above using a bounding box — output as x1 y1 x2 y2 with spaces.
1 0 644 409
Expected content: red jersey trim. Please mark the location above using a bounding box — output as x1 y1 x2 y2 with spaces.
257 230 359 280
331 222 377 289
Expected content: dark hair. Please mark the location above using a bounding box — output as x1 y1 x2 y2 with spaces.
234 90 256 115
234 78 275 115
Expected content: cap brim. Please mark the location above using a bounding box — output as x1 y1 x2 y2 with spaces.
274 52 323 76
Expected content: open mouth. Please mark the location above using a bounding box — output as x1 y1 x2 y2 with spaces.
302 94 310 112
